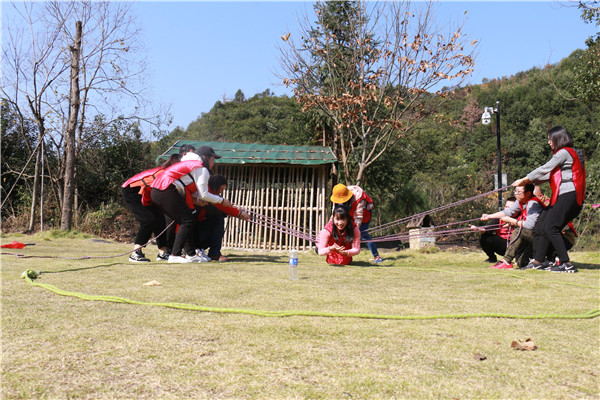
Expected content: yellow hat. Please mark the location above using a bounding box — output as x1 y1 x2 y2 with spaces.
330 184 353 204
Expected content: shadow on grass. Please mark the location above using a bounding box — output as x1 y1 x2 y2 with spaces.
575 262 600 270
40 263 126 275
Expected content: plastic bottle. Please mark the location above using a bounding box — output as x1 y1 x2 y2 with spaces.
289 249 298 280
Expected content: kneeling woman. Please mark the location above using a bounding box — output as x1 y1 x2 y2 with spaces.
317 205 361 265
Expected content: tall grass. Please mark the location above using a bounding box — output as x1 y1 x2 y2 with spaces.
2 234 599 399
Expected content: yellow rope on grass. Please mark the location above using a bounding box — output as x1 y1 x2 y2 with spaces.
21 270 600 321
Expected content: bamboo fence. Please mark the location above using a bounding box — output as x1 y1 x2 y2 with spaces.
217 163 330 251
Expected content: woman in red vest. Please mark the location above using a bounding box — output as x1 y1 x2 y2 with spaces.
317 205 361 265
150 146 232 263
512 126 586 273
121 154 181 262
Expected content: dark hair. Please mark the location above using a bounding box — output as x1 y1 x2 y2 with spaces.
506 196 517 202
208 174 227 193
160 153 181 168
178 144 195 155
331 204 354 244
547 126 573 152
523 182 534 195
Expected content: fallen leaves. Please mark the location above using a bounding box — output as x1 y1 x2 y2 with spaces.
511 338 537 351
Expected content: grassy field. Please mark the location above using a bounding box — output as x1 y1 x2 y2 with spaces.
2 232 599 399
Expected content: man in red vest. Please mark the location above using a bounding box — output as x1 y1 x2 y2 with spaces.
480 183 544 269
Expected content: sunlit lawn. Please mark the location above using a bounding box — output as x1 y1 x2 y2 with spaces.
2 233 599 399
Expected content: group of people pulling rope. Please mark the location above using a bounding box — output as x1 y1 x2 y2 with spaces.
117 126 585 271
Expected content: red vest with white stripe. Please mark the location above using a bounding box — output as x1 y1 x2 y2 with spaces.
549 147 585 206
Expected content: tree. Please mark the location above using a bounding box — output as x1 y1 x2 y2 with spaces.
2 1 167 230
279 0 476 184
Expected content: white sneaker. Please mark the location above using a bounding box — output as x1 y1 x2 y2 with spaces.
196 249 211 262
168 255 193 263
186 254 208 263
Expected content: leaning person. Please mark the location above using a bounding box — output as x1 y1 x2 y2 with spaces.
194 174 250 262
317 205 361 265
121 154 181 262
150 146 232 263
329 184 384 263
512 126 586 273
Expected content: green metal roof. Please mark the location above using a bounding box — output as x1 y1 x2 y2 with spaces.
157 141 337 166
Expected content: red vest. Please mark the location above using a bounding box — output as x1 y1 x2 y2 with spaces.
151 160 203 209
323 221 356 265
497 224 512 240
517 196 546 221
122 167 164 206
549 147 586 206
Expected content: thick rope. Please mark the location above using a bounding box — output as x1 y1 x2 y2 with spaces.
20 270 600 320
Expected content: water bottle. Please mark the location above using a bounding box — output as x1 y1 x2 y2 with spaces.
289 249 298 280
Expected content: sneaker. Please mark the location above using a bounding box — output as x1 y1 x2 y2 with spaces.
550 262 578 273
490 260 513 269
373 256 384 264
168 255 193 263
483 257 498 263
196 249 212 262
186 254 208 263
521 260 542 270
129 249 150 263
156 252 169 262
539 260 554 271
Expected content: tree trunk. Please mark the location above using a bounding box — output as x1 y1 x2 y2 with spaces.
60 20 82 230
27 144 41 232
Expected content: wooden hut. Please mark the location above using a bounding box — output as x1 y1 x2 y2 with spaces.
157 141 337 251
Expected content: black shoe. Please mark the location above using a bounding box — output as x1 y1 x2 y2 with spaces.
550 262 578 273
129 249 150 263
484 257 498 263
156 252 169 262
521 260 541 270
539 260 554 271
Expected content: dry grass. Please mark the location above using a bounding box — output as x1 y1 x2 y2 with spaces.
2 233 599 399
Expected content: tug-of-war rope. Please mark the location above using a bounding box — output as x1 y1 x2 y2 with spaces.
8 186 600 320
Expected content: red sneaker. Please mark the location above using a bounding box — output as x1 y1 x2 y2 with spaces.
490 260 513 269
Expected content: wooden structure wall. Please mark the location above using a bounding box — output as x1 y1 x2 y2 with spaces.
216 163 330 251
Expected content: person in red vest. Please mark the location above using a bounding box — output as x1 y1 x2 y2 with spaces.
480 183 544 269
193 174 250 262
470 197 516 264
329 184 384 263
150 146 232 263
512 126 586 273
121 154 181 262
317 204 361 265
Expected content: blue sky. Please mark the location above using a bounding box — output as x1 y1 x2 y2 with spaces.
134 1 596 130
3 1 597 132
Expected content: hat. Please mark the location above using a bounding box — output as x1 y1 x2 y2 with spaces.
330 184 353 204
196 146 222 159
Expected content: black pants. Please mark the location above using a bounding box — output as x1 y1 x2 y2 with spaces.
150 186 196 257
533 191 582 263
479 231 508 261
122 186 166 249
194 205 226 259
